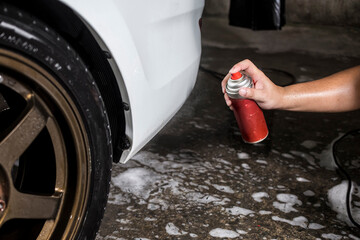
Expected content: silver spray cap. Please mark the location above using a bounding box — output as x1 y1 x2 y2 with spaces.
225 71 253 99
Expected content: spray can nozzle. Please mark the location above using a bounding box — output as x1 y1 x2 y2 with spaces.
231 72 242 80
226 71 253 99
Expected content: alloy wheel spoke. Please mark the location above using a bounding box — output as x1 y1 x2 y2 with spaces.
2 188 61 224
0 94 49 172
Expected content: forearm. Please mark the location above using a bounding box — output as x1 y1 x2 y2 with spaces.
278 66 360 112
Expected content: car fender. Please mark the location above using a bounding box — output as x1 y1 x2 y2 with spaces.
60 0 204 163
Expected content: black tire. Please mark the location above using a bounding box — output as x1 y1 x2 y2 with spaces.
0 3 112 240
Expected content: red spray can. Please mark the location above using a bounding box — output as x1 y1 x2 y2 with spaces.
226 72 268 143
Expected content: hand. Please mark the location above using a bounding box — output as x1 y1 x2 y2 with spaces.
221 59 284 110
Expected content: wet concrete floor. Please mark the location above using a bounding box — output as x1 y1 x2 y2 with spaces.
96 17 360 240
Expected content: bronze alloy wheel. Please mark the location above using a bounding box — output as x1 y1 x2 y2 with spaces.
0 49 90 239
0 3 113 239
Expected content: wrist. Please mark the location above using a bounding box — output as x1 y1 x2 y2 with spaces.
274 86 287 110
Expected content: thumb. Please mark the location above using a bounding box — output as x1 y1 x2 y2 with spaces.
239 87 263 102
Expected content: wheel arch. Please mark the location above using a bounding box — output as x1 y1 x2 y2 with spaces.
2 0 126 162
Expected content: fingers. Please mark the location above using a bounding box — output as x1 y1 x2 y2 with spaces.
229 59 256 74
224 92 232 106
221 72 231 93
223 60 267 111
229 59 265 82
222 73 234 110
227 59 264 103
223 59 283 110
239 87 257 100
239 87 267 103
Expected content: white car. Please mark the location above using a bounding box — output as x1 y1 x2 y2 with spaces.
0 0 204 239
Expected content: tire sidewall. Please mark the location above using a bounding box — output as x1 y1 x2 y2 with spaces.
0 4 112 240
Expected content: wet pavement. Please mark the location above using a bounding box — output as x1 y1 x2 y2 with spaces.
96 17 360 240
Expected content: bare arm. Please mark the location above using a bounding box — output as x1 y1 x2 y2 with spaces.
279 66 360 112
222 60 360 112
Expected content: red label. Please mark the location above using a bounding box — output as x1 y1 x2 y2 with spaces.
231 98 268 143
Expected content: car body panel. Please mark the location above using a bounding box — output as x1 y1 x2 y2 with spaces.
59 0 204 163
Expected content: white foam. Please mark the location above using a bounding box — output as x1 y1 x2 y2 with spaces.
273 202 298 213
188 121 212 130
97 236 127 240
252 192 269 202
216 158 232 165
165 223 187 236
116 219 131 224
349 234 360 240
272 216 308 228
277 194 302 205
259 210 272 215
311 135 342 170
291 151 317 166
113 150 231 206
308 223 325 230
256 159 268 165
132 151 202 173
209 228 240 238
191 193 219 203
281 153 294 159
149 197 169 211
147 203 160 211
212 184 235 194
107 192 130 205
225 206 255 216
303 190 315 197
301 140 318 149
112 167 161 200
327 181 360 226
236 229 248 234
272 149 280 154
296 177 311 182
312 148 336 170
273 194 302 213
215 197 231 206
96 236 126 240
321 233 343 240
189 233 198 238
237 152 250 159
241 163 251 169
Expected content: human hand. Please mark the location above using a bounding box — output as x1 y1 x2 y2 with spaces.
221 59 284 110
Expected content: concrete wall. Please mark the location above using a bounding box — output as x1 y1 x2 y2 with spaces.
203 0 230 17
203 0 360 27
